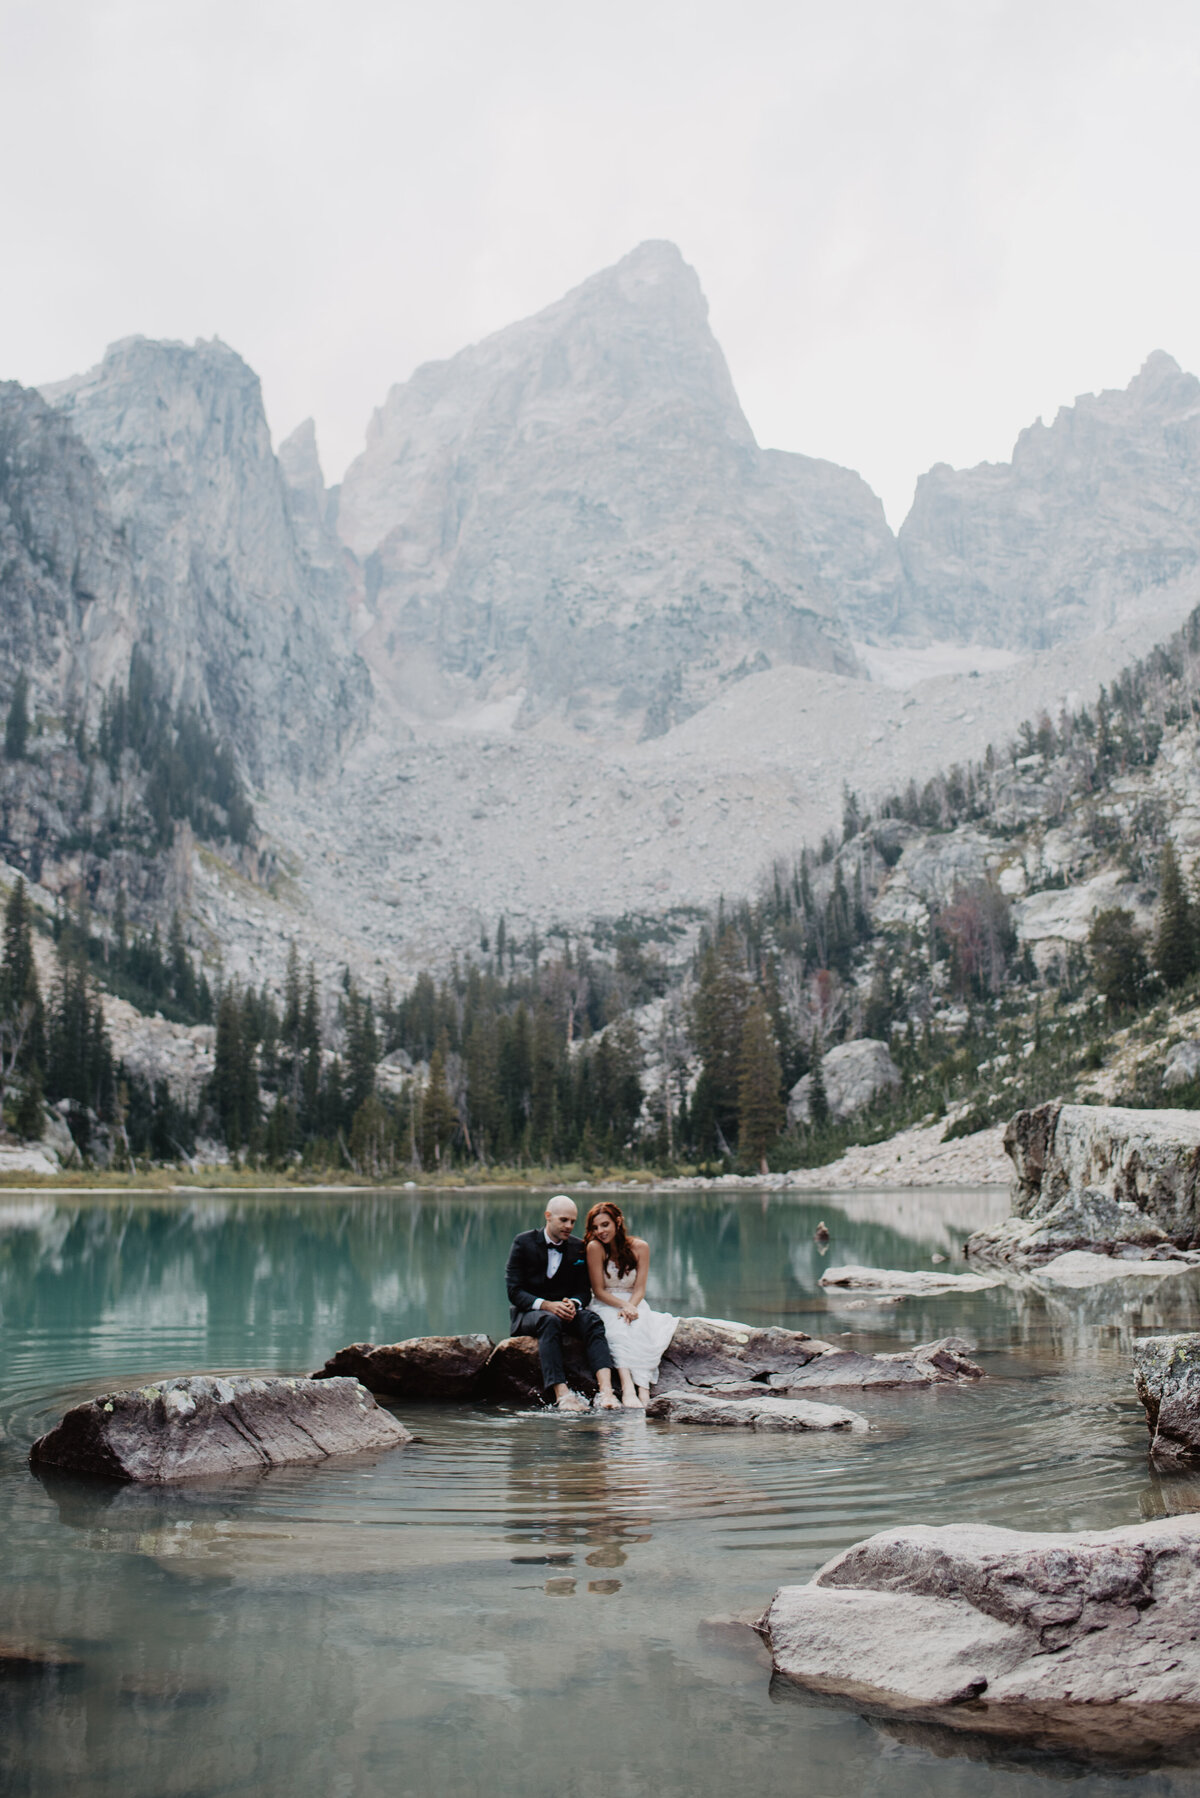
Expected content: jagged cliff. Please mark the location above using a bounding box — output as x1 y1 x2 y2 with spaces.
337 240 902 734
43 338 369 780
898 351 1200 649
0 381 136 717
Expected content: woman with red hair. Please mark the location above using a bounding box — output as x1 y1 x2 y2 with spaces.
583 1202 678 1407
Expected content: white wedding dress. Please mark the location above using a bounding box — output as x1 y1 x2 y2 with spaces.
591 1259 678 1387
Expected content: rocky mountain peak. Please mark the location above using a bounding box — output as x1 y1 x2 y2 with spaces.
337 242 902 734
43 339 368 781
898 352 1200 649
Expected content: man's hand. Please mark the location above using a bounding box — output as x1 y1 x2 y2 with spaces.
542 1298 577 1321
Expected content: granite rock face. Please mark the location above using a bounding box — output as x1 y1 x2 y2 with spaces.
313 1334 494 1401
43 337 368 779
966 1104 1200 1266
29 1375 410 1483
337 241 901 733
760 1515 1200 1762
0 381 136 722
899 351 1200 650
646 1391 868 1431
788 1038 902 1125
1134 1334 1200 1463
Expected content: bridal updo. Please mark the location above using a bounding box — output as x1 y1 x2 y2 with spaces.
584 1201 638 1279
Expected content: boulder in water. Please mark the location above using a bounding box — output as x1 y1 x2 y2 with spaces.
759 1515 1200 1763
1135 1333 1200 1463
312 1334 494 1400
29 1375 411 1484
820 1265 1000 1295
967 1103 1200 1269
646 1391 868 1431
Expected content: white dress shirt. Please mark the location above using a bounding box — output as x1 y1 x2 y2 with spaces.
532 1228 576 1311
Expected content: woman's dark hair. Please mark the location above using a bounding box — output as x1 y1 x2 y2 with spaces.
584 1201 637 1279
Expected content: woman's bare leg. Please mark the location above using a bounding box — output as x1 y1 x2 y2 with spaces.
619 1369 642 1408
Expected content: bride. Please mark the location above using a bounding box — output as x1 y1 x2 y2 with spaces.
584 1202 678 1408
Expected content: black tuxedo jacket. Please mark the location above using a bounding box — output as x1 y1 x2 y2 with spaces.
506 1229 592 1328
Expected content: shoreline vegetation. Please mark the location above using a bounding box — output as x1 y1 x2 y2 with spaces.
0 1114 1010 1193
8 617 1200 1185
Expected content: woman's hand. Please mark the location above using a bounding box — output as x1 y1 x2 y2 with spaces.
618 1304 638 1324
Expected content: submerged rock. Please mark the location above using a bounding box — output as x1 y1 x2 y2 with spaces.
773 1337 983 1391
820 1265 1001 1296
1031 1250 1200 1289
646 1391 868 1432
29 1375 411 1484
1135 1334 1200 1463
759 1515 1200 1763
0 1636 81 1674
312 1334 494 1401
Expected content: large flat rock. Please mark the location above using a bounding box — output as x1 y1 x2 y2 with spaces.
1135 1334 1200 1463
29 1376 412 1484
646 1391 868 1431
760 1515 1200 1763
316 1318 984 1407
312 1334 494 1400
820 1265 1001 1296
967 1104 1200 1269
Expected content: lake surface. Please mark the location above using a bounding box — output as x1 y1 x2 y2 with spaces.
7 1185 1200 1797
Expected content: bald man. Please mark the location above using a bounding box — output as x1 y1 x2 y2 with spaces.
505 1195 621 1410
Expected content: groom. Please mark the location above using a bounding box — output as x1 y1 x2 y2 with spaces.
506 1195 621 1410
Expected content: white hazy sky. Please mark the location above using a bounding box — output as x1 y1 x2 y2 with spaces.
3 0 1200 524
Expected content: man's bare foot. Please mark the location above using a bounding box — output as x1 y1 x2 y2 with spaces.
555 1391 587 1412
596 1390 622 1410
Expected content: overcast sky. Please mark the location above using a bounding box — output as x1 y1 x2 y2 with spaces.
3 0 1200 524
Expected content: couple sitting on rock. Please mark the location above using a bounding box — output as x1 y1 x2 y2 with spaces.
505 1195 678 1410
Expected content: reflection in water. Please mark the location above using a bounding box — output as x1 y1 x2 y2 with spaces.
5 1189 1200 1796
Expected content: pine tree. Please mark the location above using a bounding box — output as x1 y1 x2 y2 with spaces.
0 878 45 1077
1155 841 1194 988
15 1063 43 1141
168 912 196 1011
807 1033 830 1127
420 1034 458 1167
344 985 379 1115
4 674 29 761
737 993 784 1173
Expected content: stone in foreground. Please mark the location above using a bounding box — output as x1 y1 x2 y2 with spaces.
646 1391 868 1432
312 1334 494 1400
29 1376 412 1484
759 1516 1200 1763
1135 1334 1200 1464
820 1265 1001 1296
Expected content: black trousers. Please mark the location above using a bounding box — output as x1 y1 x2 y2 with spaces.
513 1305 614 1390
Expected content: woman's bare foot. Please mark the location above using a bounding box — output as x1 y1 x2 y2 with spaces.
636 1386 650 1406
621 1393 645 1409
596 1390 622 1410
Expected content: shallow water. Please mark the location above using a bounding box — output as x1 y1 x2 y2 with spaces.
6 1186 1200 1796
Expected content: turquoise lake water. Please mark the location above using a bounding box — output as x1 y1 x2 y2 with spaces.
5 1185 1200 1797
